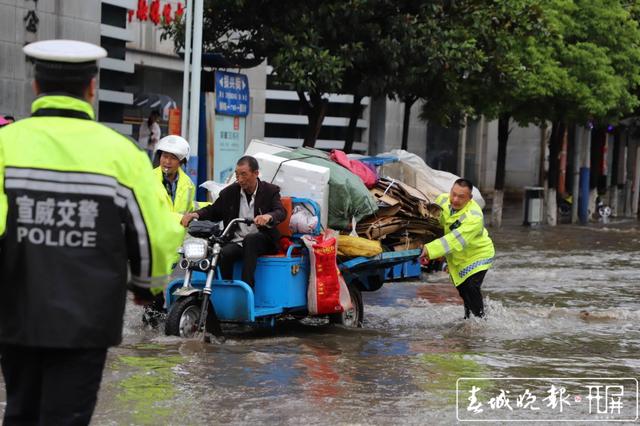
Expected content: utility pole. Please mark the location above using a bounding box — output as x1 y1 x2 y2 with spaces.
180 0 193 138
580 125 592 225
571 125 582 224
179 0 203 187
187 0 203 163
457 115 467 177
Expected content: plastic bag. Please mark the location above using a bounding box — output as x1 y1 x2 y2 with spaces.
199 180 229 203
330 149 378 188
289 205 319 234
303 231 352 315
337 234 383 257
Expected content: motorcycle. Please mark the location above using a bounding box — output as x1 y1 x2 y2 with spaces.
164 217 250 342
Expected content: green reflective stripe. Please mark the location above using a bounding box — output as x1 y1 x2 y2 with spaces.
452 229 467 247
458 213 467 222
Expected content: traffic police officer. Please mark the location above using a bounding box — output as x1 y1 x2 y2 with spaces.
153 135 197 220
420 179 494 319
0 39 184 425
142 135 196 326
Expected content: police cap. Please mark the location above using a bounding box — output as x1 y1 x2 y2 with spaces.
23 39 107 83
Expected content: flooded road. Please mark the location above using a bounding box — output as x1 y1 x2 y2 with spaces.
2 221 639 424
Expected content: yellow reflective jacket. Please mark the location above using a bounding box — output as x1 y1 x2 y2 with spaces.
425 193 494 286
0 95 184 347
153 166 196 220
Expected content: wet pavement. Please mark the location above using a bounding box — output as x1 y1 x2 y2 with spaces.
1 213 639 425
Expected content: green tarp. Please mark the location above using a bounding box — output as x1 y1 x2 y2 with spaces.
276 147 378 230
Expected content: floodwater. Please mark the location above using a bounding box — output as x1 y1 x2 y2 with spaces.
1 220 639 425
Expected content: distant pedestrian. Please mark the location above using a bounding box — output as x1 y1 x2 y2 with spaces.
138 110 161 159
0 39 184 425
420 179 494 319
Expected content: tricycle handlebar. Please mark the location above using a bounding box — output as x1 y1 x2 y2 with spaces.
220 218 253 239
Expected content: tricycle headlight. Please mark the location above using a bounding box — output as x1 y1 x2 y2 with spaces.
182 238 208 261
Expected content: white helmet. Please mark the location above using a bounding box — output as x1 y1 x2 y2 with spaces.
155 135 190 162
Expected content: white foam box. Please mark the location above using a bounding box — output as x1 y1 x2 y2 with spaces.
225 140 294 184
245 139 293 157
254 152 330 229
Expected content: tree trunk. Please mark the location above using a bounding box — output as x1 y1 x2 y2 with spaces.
571 124 583 224
491 114 510 228
545 121 562 226
633 143 640 216
610 132 620 216
558 124 568 195
539 125 555 225
401 96 416 151
547 121 561 195
297 91 328 148
343 94 364 153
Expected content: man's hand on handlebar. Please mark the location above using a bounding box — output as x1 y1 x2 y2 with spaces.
181 212 199 227
254 214 272 227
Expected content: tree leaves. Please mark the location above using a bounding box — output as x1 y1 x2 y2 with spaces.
161 0 640 133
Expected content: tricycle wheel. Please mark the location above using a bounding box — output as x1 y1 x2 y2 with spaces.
165 295 201 337
329 284 363 328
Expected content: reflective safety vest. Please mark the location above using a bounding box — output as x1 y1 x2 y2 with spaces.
153 166 197 221
0 95 184 348
425 193 494 286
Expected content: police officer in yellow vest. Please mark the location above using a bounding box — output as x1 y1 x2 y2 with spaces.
153 135 197 220
0 40 184 425
142 135 195 326
420 179 494 319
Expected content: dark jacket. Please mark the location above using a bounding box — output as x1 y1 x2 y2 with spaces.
0 95 183 348
195 179 286 244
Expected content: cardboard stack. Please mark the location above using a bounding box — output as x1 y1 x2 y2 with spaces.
357 177 443 251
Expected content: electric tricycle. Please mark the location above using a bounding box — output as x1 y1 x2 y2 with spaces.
163 198 420 341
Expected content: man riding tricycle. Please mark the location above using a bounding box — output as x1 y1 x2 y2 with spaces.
164 205 420 341
165 155 419 342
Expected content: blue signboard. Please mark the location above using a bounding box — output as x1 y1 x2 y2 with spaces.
215 70 250 117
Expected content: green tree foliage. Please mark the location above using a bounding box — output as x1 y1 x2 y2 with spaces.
391 2 486 148
541 0 640 125
162 0 640 155
163 0 392 147
414 0 640 127
162 1 490 149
